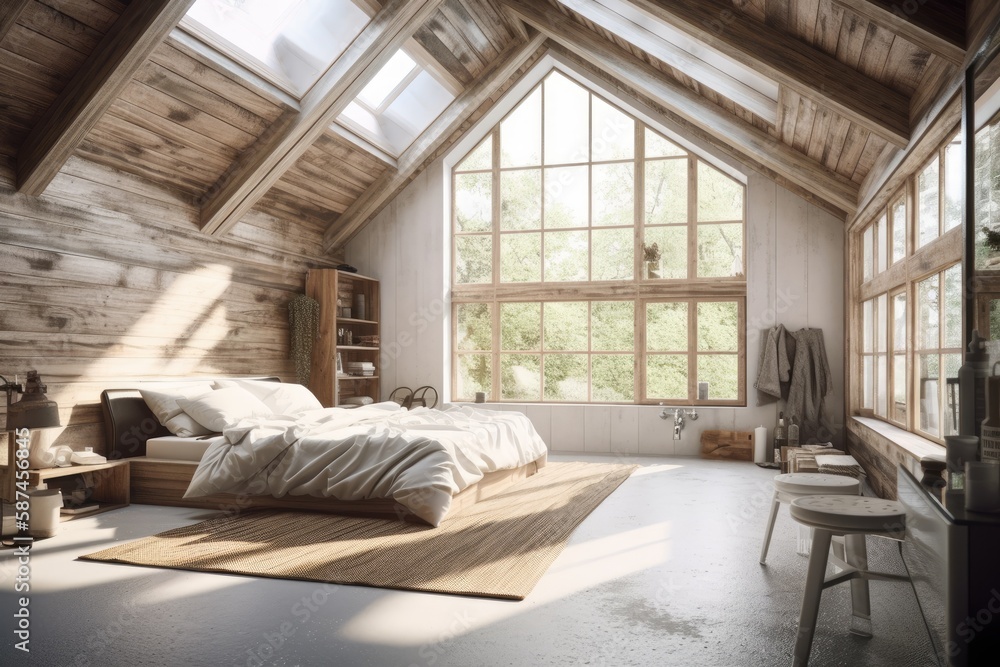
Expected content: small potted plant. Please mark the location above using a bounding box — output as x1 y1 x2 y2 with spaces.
983 226 1000 268
643 242 662 279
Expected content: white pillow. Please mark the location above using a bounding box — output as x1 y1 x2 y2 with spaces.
213 379 323 415
165 413 214 438
139 384 215 436
176 387 273 432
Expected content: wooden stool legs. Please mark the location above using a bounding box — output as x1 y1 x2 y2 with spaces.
760 491 781 564
793 529 833 666
845 534 873 637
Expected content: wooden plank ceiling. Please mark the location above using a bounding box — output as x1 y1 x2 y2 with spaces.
0 0 970 252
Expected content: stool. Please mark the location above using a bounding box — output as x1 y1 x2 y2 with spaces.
790 495 908 666
759 473 861 565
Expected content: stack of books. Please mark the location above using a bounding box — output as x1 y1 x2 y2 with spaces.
345 361 375 377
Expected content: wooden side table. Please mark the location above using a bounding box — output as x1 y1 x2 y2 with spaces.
28 460 130 521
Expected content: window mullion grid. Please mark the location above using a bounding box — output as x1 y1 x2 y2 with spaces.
888 289 903 427
936 271 947 439
906 279 915 433
587 302 593 402
588 94 593 286
688 299 697 403
938 144 946 240
453 78 745 406
538 303 545 402
539 81 546 285
688 157 697 280
634 121 644 402
635 121 644 285
586 96 594 403
491 130 501 401
933 274 941 435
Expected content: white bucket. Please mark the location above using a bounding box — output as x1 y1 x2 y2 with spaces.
27 489 63 538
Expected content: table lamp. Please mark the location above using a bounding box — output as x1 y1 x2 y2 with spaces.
3 371 60 501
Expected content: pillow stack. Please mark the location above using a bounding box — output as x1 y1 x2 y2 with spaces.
139 380 324 436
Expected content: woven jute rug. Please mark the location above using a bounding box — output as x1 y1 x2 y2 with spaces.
81 461 635 600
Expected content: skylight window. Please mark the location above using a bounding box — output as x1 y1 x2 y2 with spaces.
336 48 456 157
358 50 418 110
183 0 370 97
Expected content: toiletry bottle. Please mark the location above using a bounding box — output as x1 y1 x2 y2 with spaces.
788 417 799 447
774 412 787 464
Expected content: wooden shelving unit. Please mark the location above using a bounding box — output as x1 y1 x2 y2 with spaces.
306 269 381 407
28 460 130 521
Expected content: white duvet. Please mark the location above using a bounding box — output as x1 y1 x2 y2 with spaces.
184 402 548 526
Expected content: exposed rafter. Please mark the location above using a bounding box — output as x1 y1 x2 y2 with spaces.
0 0 30 43
199 0 446 237
16 0 197 196
323 31 548 252
609 0 910 147
833 0 965 66
501 0 858 215
555 0 778 124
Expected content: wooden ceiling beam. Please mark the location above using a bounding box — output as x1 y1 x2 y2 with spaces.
610 0 910 147
556 0 778 124
0 0 30 43
833 0 965 66
199 0 446 237
323 31 547 252
15 0 196 196
501 0 858 214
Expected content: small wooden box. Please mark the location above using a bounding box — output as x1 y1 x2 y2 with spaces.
700 430 754 461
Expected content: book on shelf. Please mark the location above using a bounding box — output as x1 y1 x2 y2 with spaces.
60 503 101 515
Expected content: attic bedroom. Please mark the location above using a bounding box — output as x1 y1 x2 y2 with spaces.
0 0 998 665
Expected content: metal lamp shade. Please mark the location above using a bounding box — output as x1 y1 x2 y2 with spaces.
7 389 61 431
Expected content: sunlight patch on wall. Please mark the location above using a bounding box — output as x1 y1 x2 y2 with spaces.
81 265 236 379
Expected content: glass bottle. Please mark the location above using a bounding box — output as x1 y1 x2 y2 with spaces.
774 412 787 464
788 417 799 447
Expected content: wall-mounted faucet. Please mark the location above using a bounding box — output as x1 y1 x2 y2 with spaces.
659 404 698 440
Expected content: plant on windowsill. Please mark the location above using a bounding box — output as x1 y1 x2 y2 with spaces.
979 226 1000 270
643 242 662 279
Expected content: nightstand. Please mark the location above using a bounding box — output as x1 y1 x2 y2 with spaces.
28 460 130 521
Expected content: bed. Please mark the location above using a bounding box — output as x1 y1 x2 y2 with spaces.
101 378 547 526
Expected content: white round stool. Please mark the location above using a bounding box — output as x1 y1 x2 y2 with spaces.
759 473 860 565
789 495 908 667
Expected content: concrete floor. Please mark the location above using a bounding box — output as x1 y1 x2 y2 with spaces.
1 454 934 667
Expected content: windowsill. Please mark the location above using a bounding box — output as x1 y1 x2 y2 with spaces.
849 416 944 461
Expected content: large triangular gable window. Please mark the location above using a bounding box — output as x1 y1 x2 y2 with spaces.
451 69 747 406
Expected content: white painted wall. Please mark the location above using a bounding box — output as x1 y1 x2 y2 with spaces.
347 56 845 456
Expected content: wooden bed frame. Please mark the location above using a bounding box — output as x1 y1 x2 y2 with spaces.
100 380 542 524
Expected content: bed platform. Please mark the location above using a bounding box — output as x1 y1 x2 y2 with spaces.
127 458 540 521
101 381 541 524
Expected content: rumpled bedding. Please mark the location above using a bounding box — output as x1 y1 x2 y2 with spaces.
184 402 548 526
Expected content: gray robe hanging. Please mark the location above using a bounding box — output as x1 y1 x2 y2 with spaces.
784 328 835 443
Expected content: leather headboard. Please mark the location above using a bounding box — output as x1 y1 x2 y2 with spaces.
100 377 281 459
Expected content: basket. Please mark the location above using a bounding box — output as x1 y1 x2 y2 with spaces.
982 425 1000 463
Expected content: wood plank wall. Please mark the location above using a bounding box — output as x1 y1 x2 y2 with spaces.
0 156 340 461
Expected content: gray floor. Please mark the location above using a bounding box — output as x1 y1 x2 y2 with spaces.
1 455 934 667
